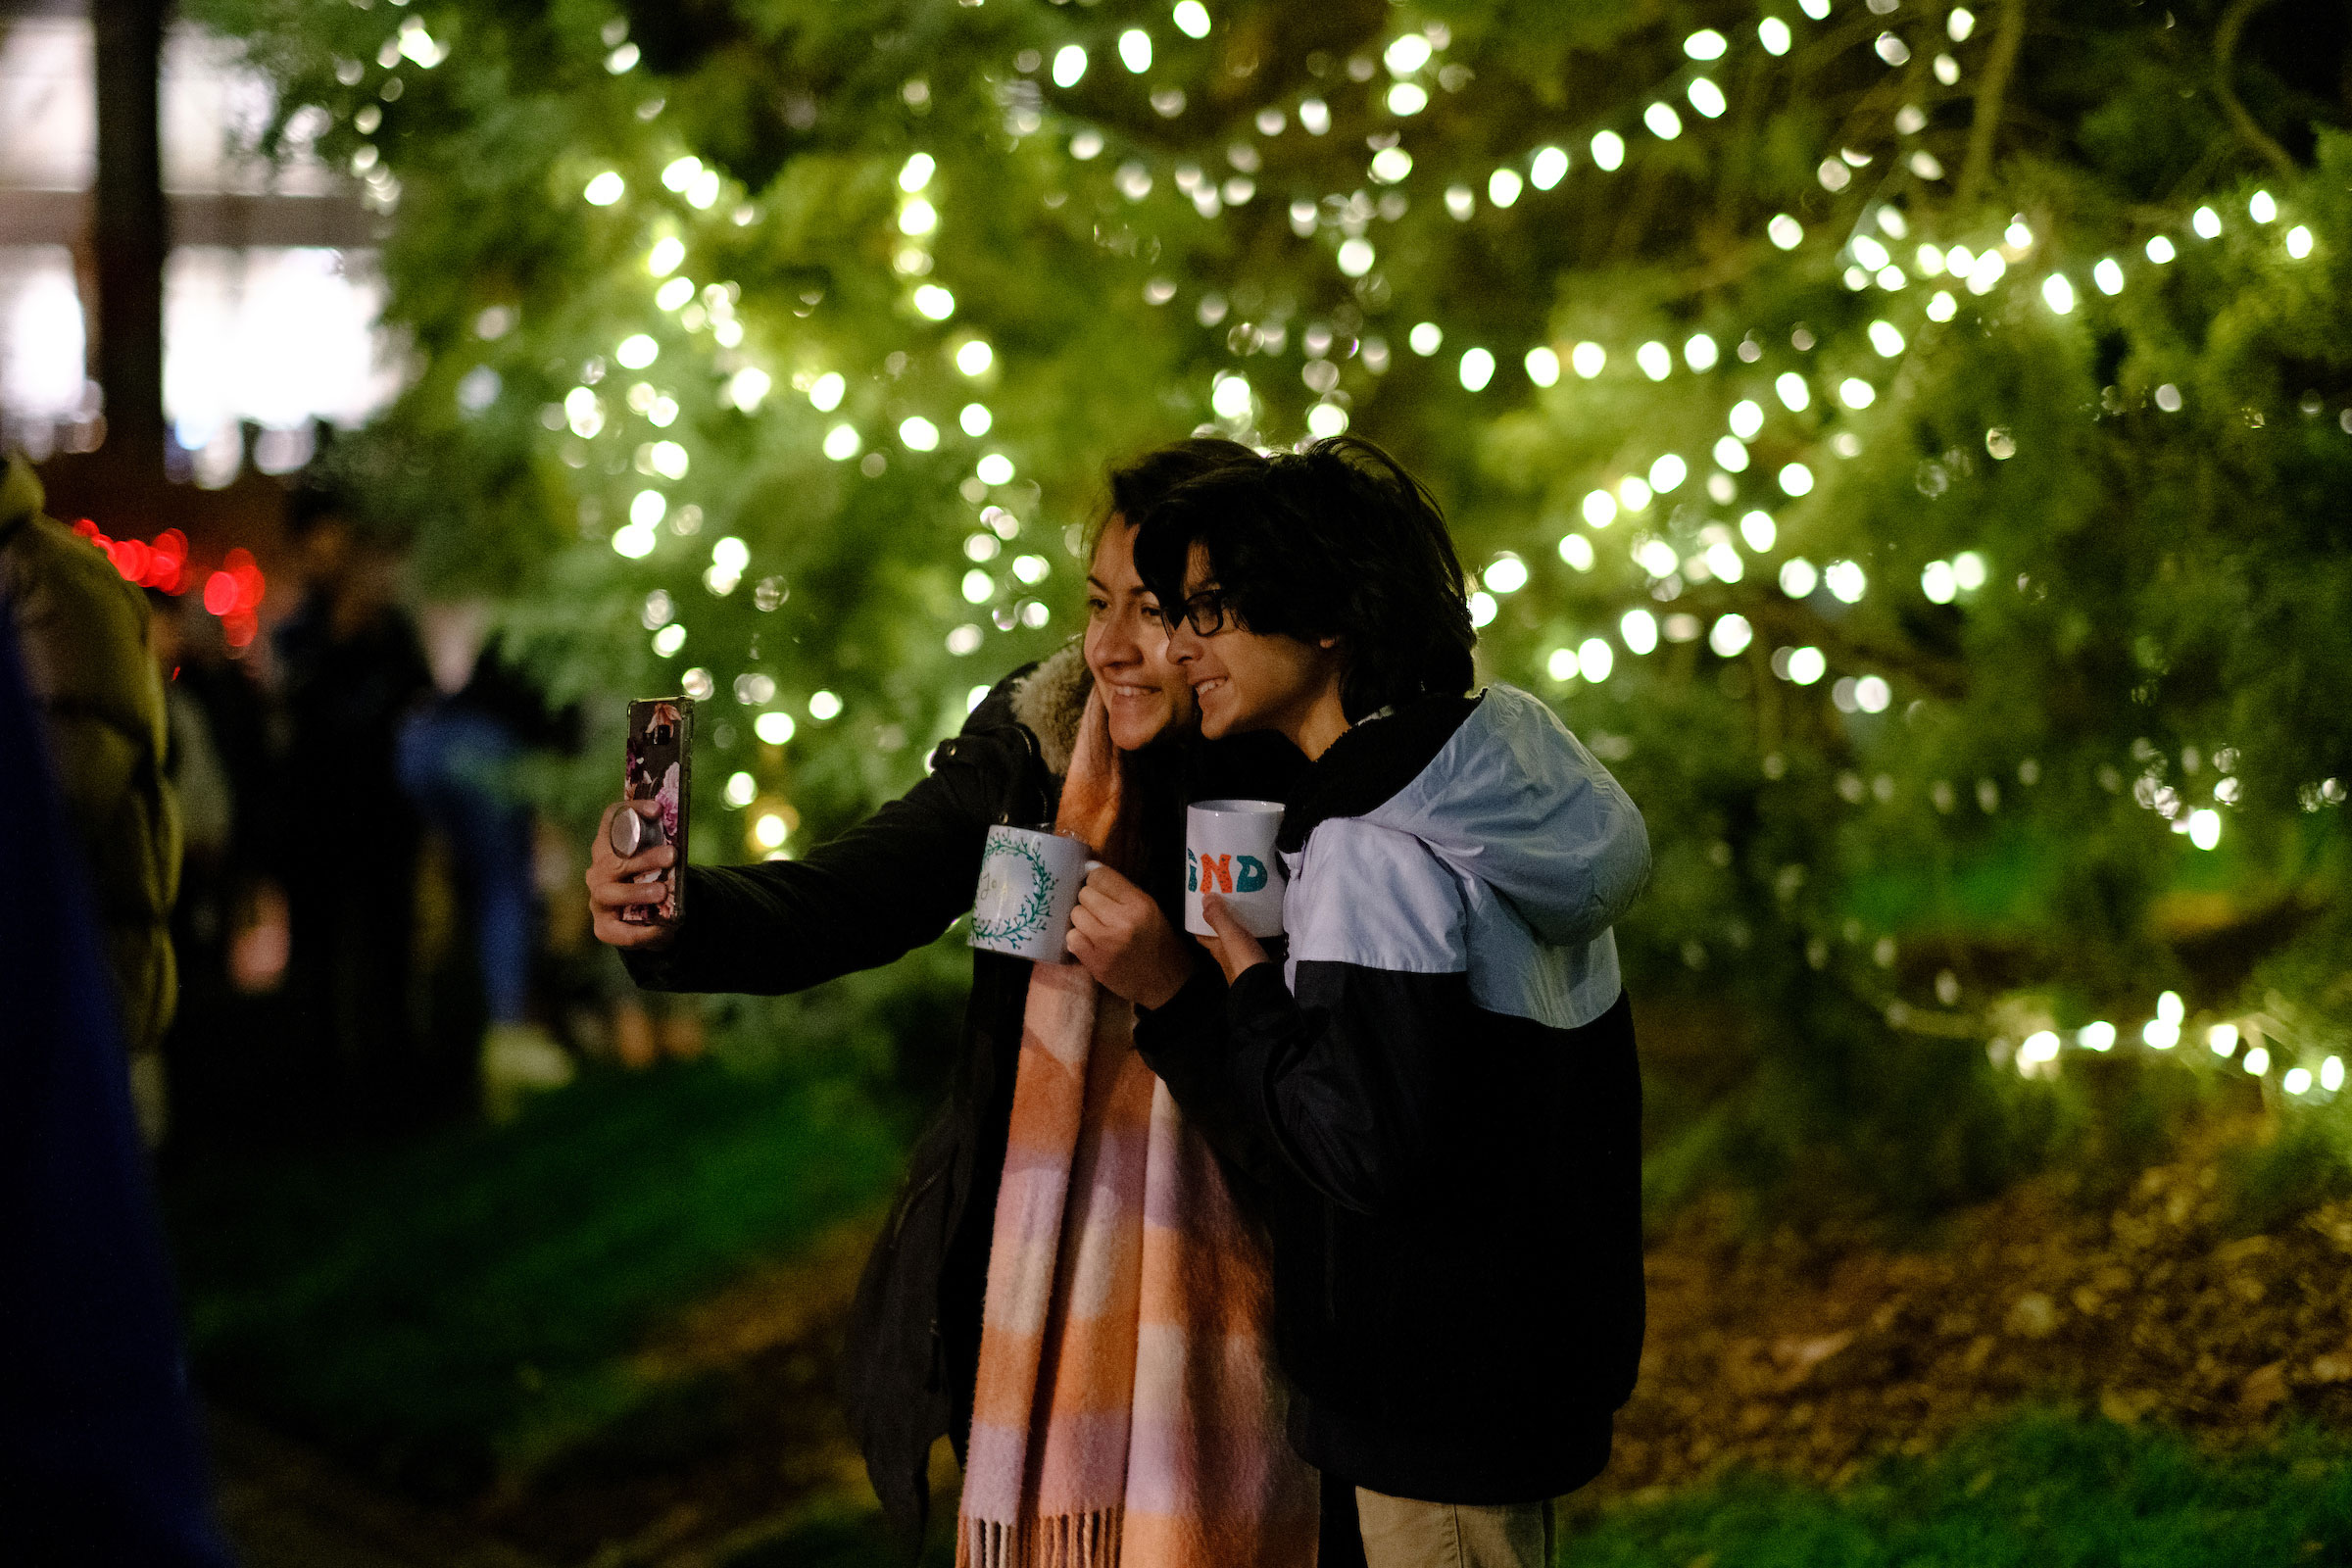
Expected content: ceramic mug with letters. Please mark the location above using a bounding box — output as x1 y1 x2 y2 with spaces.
1185 798 1287 939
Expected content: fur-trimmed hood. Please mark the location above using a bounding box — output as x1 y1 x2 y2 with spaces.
1008 640 1091 777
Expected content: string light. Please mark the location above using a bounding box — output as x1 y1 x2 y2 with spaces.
1385 33 1433 74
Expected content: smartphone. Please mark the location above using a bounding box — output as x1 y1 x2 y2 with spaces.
619 697 693 925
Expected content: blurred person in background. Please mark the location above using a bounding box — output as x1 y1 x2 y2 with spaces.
272 477 432 1126
401 599 581 1118
153 587 298 1147
0 452 180 1146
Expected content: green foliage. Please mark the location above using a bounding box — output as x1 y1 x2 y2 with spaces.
167 1041 907 1497
1563 1410 2352 1568
2225 1084 2352 1235
192 0 2352 1212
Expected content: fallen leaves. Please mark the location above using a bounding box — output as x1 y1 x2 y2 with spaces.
1593 1132 2352 1501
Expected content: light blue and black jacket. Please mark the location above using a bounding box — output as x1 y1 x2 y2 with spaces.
1138 683 1650 1505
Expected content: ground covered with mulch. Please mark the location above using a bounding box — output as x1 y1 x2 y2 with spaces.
1598 1130 2352 1508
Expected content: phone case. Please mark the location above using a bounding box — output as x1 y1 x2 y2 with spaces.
620 697 692 925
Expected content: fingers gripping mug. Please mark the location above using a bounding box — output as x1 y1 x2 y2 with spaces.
968 825 1099 963
1185 799 1287 938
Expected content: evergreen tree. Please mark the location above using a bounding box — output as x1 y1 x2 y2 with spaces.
198 0 2352 1208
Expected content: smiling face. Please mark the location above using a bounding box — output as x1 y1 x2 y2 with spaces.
1165 542 1348 752
1084 517 1197 752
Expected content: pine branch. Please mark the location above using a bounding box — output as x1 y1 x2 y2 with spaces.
1956 0 2030 208
2213 0 2299 177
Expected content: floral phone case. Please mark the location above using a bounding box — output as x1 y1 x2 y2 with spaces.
620 697 692 925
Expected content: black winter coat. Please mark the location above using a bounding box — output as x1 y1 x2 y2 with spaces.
1134 691 1648 1507
621 648 1302 1545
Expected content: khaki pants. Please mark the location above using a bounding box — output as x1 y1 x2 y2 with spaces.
1354 1487 1554 1568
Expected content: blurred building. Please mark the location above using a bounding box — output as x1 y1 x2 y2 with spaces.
0 0 398 485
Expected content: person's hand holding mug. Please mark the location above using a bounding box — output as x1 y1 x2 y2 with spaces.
587 801 677 949
1197 890 1270 986
1067 864 1196 1008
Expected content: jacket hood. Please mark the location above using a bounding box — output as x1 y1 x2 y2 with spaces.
1358 684 1649 950
1009 639 1091 776
0 454 42 543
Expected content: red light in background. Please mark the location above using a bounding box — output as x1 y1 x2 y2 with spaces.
223 613 258 650
74 518 255 609
144 529 188 593
107 537 151 582
223 548 265 612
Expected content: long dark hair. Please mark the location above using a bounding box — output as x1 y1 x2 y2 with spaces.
1086 436 1260 564
1133 437 1475 722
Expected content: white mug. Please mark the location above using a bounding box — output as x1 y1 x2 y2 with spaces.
969 825 1098 962
1185 799 1287 938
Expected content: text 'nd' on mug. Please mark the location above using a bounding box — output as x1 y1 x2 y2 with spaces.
969 824 1096 963
1186 799 1286 938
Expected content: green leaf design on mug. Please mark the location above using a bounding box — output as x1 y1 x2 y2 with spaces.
972 835 1057 946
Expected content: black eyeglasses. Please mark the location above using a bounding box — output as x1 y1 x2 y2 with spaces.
1173 587 1234 637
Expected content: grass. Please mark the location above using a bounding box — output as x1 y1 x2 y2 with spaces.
164 1045 908 1500
1564 1411 2352 1568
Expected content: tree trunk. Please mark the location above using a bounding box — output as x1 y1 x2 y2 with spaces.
92 0 168 476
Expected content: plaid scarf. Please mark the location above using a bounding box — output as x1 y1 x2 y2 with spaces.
956 689 1319 1568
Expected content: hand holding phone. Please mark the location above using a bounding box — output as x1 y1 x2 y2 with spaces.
589 697 693 947
588 801 678 950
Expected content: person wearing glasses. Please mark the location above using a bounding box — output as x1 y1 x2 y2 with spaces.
1072 437 1650 1568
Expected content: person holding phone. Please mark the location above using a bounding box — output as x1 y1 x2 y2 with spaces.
587 442 1311 1561
1090 438 1651 1568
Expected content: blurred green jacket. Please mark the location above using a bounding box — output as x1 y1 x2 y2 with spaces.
0 456 180 1063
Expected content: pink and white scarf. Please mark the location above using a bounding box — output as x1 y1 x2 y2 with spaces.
956 689 1318 1568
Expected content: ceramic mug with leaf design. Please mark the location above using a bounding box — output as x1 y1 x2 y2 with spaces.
968 825 1097 962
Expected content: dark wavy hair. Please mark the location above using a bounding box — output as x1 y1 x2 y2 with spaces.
1133 437 1475 722
1084 436 1260 564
